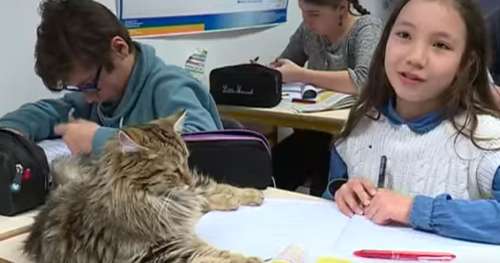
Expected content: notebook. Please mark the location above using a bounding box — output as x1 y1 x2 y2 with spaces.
282 82 323 101
292 91 356 113
196 198 500 263
282 82 356 112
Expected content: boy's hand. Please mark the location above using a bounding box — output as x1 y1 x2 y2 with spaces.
334 178 377 217
54 119 99 155
270 58 306 83
364 189 413 225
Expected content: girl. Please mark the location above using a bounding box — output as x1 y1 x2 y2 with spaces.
273 0 382 94
271 0 383 196
324 0 500 244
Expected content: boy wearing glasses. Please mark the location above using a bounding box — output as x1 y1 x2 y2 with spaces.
0 0 223 155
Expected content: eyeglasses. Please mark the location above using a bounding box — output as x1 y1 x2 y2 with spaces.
62 65 102 92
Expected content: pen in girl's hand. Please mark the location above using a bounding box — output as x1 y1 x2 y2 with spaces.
377 155 387 188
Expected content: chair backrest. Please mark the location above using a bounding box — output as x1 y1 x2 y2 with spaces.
183 129 273 189
487 7 500 85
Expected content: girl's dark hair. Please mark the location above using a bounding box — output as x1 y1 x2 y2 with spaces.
340 0 499 149
35 0 134 91
303 0 370 15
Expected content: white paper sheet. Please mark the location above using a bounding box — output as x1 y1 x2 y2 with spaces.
37 139 71 164
196 198 500 263
333 216 500 262
196 198 349 262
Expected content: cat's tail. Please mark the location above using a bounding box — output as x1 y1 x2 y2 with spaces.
132 236 261 263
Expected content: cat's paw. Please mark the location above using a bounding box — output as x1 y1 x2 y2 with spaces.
237 188 264 206
207 192 240 211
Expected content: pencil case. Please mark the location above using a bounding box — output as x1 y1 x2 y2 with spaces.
209 63 282 108
0 130 50 216
183 129 273 189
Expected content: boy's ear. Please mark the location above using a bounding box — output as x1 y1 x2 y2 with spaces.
118 131 148 153
110 36 130 58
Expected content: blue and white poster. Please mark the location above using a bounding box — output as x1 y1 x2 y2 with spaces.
117 0 289 37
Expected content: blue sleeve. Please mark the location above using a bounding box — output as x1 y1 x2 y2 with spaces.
410 167 500 244
91 127 119 154
322 146 348 200
0 93 88 142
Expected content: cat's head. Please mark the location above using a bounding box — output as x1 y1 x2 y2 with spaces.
103 110 193 190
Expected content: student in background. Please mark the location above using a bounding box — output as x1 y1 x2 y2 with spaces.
324 0 500 244
0 0 222 155
271 0 383 196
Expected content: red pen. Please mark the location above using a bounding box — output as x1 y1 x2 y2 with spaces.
292 98 316 104
354 249 456 261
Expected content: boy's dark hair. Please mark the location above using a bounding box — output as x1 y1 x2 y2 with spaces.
340 0 499 149
302 0 370 15
35 0 134 91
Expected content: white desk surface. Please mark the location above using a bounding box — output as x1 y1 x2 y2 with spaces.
2 188 499 263
0 188 319 263
0 210 37 241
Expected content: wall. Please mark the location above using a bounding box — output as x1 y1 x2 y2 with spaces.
0 0 385 115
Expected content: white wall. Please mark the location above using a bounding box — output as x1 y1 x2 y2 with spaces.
0 0 385 116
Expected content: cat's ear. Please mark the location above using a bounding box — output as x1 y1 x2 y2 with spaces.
154 110 187 134
172 110 187 134
118 131 148 153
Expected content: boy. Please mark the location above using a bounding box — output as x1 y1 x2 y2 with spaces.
0 0 222 155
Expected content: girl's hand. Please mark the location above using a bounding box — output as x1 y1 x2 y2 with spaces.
270 58 306 83
334 178 377 217
364 189 413 225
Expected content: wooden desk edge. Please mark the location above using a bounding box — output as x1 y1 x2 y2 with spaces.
219 108 347 134
0 226 31 242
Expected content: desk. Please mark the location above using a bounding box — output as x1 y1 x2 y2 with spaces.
0 210 37 241
2 188 498 263
218 102 350 134
0 188 318 263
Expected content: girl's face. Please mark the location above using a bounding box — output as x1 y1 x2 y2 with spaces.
384 0 467 118
299 0 342 36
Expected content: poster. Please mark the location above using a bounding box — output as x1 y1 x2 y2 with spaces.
118 0 289 37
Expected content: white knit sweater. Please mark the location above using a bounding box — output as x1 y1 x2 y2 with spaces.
336 114 500 199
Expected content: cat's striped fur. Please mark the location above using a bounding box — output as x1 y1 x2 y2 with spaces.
24 111 264 263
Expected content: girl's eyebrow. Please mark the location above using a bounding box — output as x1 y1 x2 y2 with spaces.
395 20 458 42
394 20 416 28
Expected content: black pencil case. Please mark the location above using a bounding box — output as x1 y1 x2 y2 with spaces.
209 63 282 108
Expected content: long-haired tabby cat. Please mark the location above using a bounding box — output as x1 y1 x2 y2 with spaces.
24 111 264 263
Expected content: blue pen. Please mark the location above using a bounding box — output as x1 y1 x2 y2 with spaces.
377 155 387 188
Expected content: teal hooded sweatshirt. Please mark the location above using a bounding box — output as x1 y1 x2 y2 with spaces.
0 42 223 153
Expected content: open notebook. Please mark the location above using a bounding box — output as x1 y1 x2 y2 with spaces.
196 198 500 263
37 139 71 164
282 83 356 113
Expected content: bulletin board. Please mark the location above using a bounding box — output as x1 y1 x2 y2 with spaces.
117 0 289 37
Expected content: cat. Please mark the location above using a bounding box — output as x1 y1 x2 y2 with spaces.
24 111 264 263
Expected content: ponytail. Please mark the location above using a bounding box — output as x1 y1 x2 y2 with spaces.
349 0 370 15
302 0 370 15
